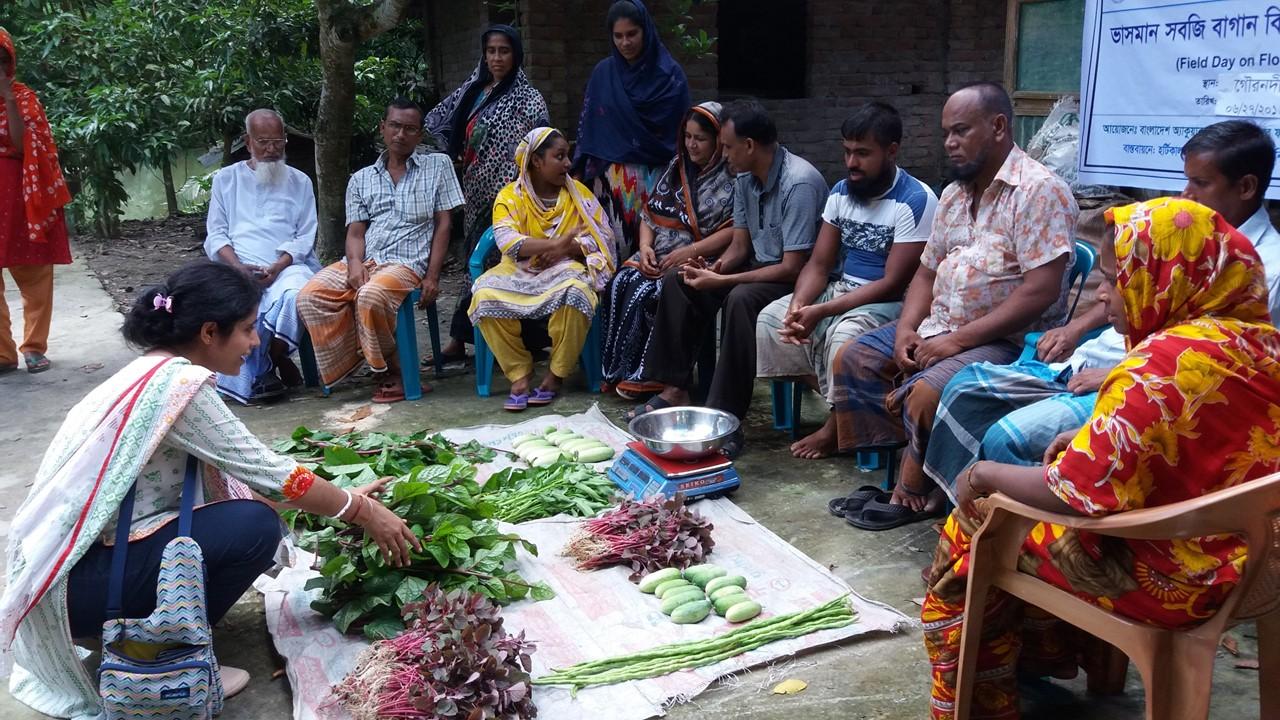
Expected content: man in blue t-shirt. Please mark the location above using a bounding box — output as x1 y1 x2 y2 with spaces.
756 102 938 459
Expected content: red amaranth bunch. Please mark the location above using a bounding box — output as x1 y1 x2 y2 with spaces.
334 586 537 720
560 494 715 581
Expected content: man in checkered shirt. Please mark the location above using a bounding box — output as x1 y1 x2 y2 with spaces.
298 97 465 403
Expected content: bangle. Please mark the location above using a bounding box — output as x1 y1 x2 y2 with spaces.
350 495 369 524
965 462 982 496
333 489 354 520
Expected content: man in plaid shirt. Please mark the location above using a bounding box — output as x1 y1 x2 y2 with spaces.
298 97 465 403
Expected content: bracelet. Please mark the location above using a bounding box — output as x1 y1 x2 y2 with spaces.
964 462 982 496
350 495 369 524
333 489 354 520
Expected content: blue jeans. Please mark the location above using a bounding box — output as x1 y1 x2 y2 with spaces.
67 500 283 638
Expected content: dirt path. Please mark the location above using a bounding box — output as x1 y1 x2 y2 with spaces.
76 215 471 335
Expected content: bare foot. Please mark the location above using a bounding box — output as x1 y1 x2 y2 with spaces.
538 371 563 394
889 484 945 513
510 374 534 396
655 386 690 407
275 356 303 388
790 416 837 459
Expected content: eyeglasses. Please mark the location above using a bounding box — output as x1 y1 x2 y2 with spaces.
252 137 287 149
384 121 423 136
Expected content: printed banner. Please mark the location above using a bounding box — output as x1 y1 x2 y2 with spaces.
1078 0 1280 197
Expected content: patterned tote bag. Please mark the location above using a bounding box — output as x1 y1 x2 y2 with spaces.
97 455 225 719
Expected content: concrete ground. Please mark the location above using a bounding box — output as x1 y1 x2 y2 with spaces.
0 261 1265 719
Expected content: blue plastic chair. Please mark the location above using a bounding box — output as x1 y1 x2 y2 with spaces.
299 287 443 402
1017 240 1101 363
772 240 1099 436
468 226 602 397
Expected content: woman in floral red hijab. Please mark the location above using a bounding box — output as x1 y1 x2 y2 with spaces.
0 27 72 375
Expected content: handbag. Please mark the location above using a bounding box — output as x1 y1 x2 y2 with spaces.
97 454 225 719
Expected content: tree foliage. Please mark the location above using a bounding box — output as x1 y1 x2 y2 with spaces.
4 0 427 237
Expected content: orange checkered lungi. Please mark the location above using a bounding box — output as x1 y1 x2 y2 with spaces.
297 260 420 386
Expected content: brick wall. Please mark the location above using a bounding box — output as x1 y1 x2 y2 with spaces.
423 0 491 100
425 0 1008 187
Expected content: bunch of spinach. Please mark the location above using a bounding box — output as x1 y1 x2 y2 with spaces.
277 427 554 639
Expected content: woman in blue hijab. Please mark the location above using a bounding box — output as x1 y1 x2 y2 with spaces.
574 0 690 267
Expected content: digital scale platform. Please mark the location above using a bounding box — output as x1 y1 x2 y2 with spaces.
607 441 741 501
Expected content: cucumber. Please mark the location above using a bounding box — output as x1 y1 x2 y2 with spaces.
520 446 556 463
709 585 746 601
712 591 750 615
511 434 542 448
670 600 711 624
704 575 747 595
724 600 762 623
531 451 564 467
653 578 694 599
562 438 606 453
638 567 682 594
574 446 615 463
682 564 727 588
660 588 707 615
547 431 581 445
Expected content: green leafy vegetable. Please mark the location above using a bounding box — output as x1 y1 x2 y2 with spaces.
279 427 552 638
482 462 619 524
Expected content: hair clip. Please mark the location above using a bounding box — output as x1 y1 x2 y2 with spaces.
153 294 174 313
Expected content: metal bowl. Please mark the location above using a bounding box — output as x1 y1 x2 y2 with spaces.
628 406 740 461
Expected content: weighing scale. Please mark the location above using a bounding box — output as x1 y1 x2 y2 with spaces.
607 441 741 501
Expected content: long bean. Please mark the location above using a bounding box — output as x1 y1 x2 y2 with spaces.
534 596 857 689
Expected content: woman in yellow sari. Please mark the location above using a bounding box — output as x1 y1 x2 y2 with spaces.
470 127 615 410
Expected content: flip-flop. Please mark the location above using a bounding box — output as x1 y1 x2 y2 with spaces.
372 381 405 404
624 395 674 422
250 374 288 403
827 486 887 518
845 498 942 531
720 428 746 459
422 349 467 366
616 380 664 400
23 352 50 374
528 387 557 406
504 392 529 411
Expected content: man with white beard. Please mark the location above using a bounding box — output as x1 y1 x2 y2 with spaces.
204 108 320 403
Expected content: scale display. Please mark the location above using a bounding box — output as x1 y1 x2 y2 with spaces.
607 443 741 501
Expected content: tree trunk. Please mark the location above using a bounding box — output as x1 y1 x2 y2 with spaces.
221 128 236 168
315 0 358 261
159 152 179 216
313 0 414 262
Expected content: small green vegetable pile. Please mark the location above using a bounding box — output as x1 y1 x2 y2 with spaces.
482 463 618 524
638 564 762 625
533 596 857 691
510 428 616 466
335 586 538 720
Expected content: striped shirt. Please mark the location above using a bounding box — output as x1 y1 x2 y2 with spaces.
345 150 465 275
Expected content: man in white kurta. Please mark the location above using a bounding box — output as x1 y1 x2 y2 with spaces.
204 109 320 403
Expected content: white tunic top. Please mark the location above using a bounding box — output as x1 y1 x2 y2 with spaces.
204 160 321 271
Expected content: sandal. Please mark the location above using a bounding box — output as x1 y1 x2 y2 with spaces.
720 428 746 459
623 395 674 422
528 387 557 406
222 665 251 699
372 380 405 404
422 349 467 366
616 380 665 400
827 485 887 518
249 374 288 403
845 498 942 531
504 392 529 412
23 352 50 374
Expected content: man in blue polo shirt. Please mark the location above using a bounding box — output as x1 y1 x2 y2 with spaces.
756 102 938 458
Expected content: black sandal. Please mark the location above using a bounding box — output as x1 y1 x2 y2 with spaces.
845 498 942 531
623 395 674 422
